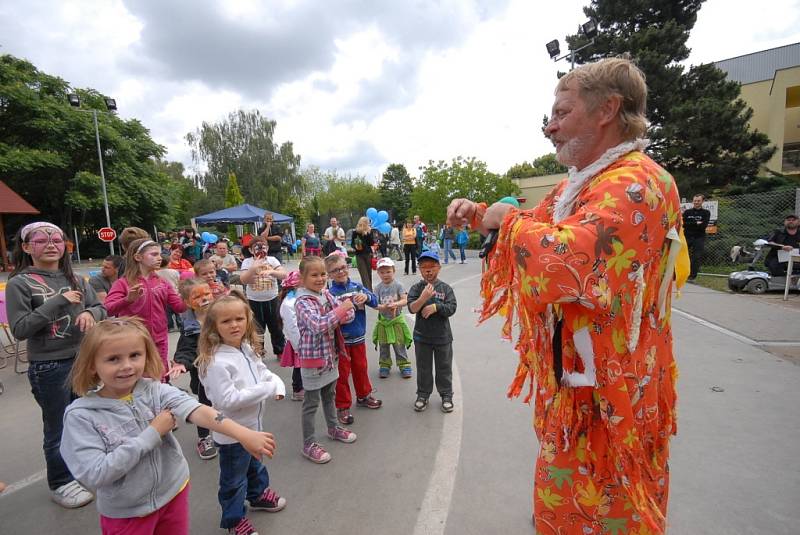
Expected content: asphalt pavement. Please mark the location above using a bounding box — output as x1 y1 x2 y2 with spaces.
1 257 799 534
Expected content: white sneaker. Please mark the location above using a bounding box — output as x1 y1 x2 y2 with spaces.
51 480 94 508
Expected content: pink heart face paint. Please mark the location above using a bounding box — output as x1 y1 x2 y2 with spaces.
27 229 66 260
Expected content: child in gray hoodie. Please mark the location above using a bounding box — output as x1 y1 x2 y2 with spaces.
60 317 276 535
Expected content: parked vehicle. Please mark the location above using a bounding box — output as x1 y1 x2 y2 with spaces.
728 239 800 294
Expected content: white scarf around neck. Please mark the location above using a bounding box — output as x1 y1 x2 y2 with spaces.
552 138 650 223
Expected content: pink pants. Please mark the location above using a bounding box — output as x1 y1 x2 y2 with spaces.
99 483 190 535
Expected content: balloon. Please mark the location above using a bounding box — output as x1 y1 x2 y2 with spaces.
376 210 389 224
366 207 378 220
295 239 302 247
201 231 210 242
378 222 391 234
206 233 219 244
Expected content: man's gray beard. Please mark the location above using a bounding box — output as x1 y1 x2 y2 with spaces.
556 131 596 169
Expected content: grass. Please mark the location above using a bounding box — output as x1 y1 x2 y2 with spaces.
691 273 732 293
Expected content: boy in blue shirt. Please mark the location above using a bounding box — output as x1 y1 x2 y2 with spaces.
324 253 383 425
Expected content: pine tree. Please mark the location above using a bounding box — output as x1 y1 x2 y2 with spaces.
565 0 774 192
379 163 413 223
224 172 245 242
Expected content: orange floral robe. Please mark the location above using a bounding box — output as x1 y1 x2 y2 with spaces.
480 150 683 534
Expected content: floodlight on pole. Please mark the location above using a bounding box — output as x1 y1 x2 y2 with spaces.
545 39 560 59
67 92 116 255
545 19 598 71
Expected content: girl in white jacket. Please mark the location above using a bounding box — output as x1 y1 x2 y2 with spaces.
197 293 287 535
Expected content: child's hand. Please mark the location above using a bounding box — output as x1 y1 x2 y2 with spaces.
127 283 144 303
421 304 437 318
421 283 436 300
150 409 176 436
62 290 83 304
75 311 95 332
168 362 187 380
241 430 277 459
353 293 368 306
275 394 285 400
339 299 355 313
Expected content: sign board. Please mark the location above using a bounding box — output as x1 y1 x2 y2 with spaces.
679 200 718 222
98 227 117 242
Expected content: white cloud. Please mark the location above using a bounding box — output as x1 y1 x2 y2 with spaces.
1 0 799 186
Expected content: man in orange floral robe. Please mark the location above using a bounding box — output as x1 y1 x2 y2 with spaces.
449 58 686 534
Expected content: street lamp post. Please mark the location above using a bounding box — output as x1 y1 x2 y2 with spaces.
68 94 117 255
545 20 599 71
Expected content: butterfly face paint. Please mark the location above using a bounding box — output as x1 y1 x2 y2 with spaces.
189 284 214 311
26 228 66 260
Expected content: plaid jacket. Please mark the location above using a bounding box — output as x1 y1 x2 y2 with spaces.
294 288 354 369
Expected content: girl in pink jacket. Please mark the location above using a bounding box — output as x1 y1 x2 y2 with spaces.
105 238 186 380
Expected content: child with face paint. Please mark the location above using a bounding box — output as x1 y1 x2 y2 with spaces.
6 221 106 508
105 238 187 380
172 278 218 460
239 236 287 358
194 258 229 299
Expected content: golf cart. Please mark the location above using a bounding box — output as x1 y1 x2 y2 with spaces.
728 239 800 294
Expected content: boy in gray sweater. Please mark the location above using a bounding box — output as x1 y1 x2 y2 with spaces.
407 251 458 413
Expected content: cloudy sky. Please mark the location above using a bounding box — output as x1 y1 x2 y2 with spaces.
2 0 799 182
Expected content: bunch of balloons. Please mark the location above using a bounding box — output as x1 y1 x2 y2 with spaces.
293 239 302 252
201 231 218 244
366 207 391 233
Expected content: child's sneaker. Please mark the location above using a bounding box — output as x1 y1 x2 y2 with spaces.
414 397 429 412
401 367 413 379
196 436 218 460
302 442 331 464
327 426 357 443
441 397 454 413
337 408 354 424
379 367 390 378
249 487 286 512
356 395 382 409
228 517 259 535
51 480 94 509
291 389 304 401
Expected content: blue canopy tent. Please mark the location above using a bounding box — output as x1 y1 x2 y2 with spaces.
193 203 295 240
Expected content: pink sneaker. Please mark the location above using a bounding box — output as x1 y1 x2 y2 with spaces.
327 426 357 443
302 442 331 464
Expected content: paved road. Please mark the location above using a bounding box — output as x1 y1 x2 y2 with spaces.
1 258 799 534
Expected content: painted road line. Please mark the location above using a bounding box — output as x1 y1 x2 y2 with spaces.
672 308 759 346
411 270 479 535
0 470 46 499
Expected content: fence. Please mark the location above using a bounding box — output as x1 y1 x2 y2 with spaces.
702 187 799 267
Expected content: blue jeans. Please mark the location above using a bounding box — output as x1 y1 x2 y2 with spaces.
217 442 269 528
458 243 466 262
443 239 457 263
28 358 77 490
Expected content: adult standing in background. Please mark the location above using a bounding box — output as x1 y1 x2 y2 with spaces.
448 57 682 534
402 221 417 275
88 255 122 303
413 215 427 256
323 217 346 252
440 223 457 264
210 241 239 273
301 223 322 257
351 216 374 291
388 223 403 260
682 194 710 280
259 212 283 263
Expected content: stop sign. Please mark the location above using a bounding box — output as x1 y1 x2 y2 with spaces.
98 227 117 242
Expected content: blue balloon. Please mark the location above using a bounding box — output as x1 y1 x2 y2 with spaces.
366 207 378 220
295 239 302 247
206 233 219 244
376 210 389 224
378 222 391 234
